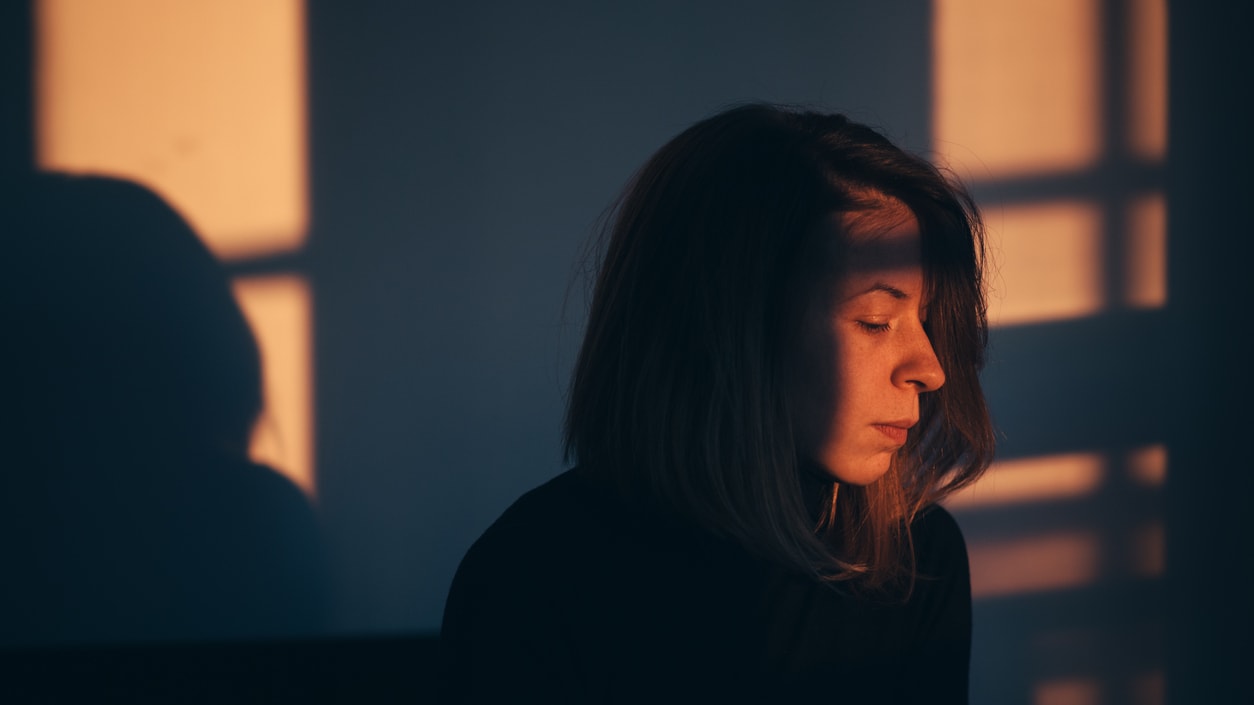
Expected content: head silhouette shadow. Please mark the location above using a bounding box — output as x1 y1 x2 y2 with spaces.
1 172 328 647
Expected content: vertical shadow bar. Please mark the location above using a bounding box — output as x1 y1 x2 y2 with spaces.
0 1 33 175
1166 1 1254 703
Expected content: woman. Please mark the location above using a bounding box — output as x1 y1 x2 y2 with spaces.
441 104 994 704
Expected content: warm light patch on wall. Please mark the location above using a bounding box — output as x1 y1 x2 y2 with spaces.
1126 0 1167 160
946 452 1104 510
1124 194 1167 309
37 0 314 495
1130 522 1164 578
1126 444 1167 487
35 0 306 261
1034 677 1102 705
968 532 1099 599
1129 671 1165 705
233 276 314 495
987 202 1104 326
933 0 1100 178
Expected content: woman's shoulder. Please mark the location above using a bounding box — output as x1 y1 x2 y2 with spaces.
448 469 617 591
474 468 604 544
905 503 971 628
912 503 967 560
440 470 625 701
912 501 968 584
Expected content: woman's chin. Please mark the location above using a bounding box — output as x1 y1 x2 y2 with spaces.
818 457 893 486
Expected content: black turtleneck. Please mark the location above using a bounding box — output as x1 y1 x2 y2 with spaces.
440 468 971 704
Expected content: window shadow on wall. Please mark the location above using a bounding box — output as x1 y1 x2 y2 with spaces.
933 1 1169 703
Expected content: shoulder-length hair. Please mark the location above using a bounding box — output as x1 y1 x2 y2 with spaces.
564 104 994 592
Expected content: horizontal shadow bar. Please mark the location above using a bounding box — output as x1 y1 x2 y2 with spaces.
982 308 1168 459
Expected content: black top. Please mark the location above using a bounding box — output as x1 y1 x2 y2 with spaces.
440 469 971 704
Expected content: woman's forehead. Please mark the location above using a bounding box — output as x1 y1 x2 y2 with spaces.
832 202 922 276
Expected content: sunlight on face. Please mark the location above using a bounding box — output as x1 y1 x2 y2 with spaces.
789 200 945 485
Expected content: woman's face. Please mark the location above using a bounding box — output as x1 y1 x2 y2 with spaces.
789 200 946 485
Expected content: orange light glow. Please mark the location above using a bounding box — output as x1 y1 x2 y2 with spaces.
36 0 307 261
1034 677 1102 705
1126 444 1167 487
968 532 1099 598
232 275 314 496
1131 522 1164 578
1129 671 1165 705
933 0 1100 178
945 452 1104 509
1126 0 1167 160
1124 194 1167 309
986 202 1105 327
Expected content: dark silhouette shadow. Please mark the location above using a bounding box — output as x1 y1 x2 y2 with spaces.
0 172 329 647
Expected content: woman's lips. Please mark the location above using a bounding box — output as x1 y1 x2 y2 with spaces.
873 423 910 445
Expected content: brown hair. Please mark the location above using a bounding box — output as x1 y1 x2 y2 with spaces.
564 104 994 593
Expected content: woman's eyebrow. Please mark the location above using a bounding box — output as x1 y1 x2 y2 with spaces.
846 282 910 301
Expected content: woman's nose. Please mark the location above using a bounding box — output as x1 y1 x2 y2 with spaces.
894 327 946 392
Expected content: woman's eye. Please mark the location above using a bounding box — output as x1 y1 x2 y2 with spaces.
856 320 891 334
